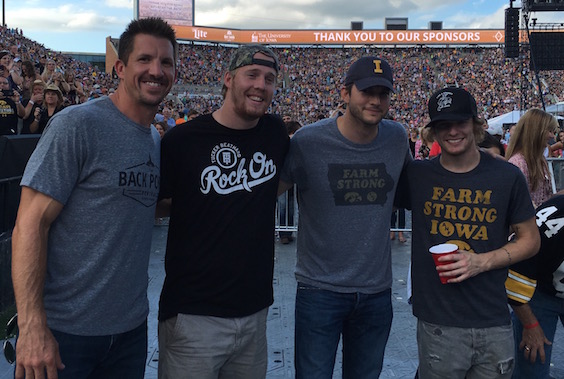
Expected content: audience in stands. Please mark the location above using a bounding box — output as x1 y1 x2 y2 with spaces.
0 26 563 133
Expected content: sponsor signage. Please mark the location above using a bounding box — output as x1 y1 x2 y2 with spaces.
173 26 512 45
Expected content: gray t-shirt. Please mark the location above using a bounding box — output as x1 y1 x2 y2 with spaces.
21 96 160 335
281 117 411 293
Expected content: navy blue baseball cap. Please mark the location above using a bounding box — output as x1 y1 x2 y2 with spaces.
344 56 394 92
426 87 478 128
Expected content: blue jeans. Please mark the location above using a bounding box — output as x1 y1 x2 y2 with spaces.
512 290 564 379
48 320 147 379
417 320 514 379
294 283 392 379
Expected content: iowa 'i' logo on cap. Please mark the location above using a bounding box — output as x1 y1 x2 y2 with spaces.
373 59 383 74
437 91 453 112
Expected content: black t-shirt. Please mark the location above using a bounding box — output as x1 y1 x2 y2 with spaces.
20 100 40 134
0 97 18 135
158 113 289 320
35 106 64 134
509 195 564 299
397 151 535 328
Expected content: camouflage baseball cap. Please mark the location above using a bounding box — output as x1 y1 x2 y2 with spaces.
229 44 279 73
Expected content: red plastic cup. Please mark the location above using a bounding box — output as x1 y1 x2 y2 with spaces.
429 243 458 284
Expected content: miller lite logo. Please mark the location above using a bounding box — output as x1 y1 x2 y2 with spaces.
436 91 453 112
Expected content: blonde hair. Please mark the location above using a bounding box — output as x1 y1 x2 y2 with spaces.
506 108 558 191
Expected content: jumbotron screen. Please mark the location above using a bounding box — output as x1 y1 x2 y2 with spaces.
135 0 194 27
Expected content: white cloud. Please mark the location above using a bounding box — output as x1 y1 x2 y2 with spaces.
444 5 507 29
8 5 128 32
104 0 133 8
195 0 481 30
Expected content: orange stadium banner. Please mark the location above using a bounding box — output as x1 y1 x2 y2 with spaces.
173 26 514 45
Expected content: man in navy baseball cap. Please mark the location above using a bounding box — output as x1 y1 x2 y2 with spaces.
279 55 411 378
344 56 394 92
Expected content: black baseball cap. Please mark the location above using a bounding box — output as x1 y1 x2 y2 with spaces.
426 87 478 128
229 44 279 73
344 56 394 92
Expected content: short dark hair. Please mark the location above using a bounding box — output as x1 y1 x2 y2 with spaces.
478 132 505 157
118 17 178 66
156 120 169 133
285 121 302 136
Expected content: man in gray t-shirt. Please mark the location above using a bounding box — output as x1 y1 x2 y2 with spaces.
279 56 411 378
11 18 177 379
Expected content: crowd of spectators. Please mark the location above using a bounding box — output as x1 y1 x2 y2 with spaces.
1 26 564 132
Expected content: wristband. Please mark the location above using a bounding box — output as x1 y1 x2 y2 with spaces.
524 321 539 329
29 100 34 105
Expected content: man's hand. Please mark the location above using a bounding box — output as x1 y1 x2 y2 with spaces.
15 323 64 379
31 92 43 104
436 250 486 283
519 323 552 364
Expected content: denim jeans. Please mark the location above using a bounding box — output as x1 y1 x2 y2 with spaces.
47 320 147 379
417 320 514 379
390 208 406 229
512 289 564 379
294 283 392 379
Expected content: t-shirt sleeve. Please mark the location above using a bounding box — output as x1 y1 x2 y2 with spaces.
394 163 412 210
21 112 85 205
159 131 174 200
505 257 538 305
280 136 299 185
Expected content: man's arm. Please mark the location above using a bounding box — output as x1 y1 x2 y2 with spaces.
12 187 65 379
156 198 171 217
511 302 551 364
438 217 540 283
278 179 293 197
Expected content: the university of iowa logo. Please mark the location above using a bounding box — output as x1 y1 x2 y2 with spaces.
118 155 160 207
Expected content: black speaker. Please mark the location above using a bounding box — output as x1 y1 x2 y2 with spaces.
505 8 520 58
530 32 564 70
525 0 564 12
351 21 363 31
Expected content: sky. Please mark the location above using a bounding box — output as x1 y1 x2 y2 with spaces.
3 0 562 54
